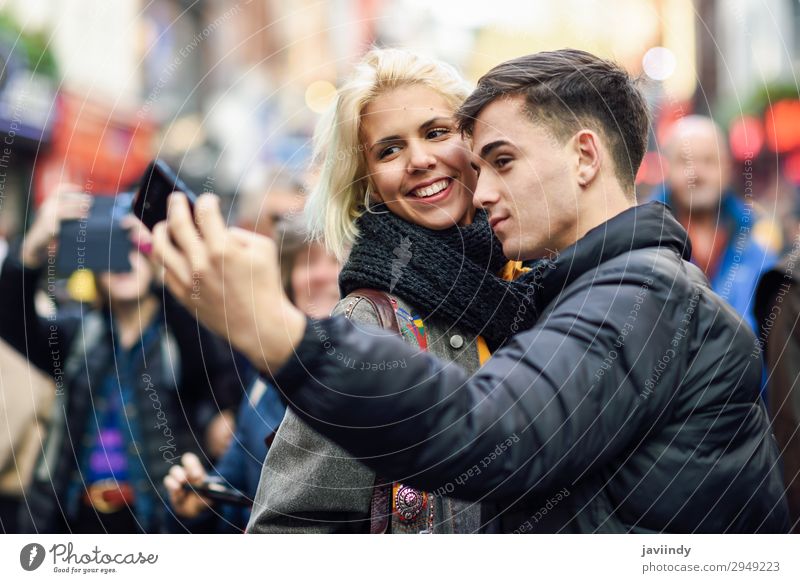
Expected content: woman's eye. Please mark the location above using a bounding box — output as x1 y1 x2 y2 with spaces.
495 157 512 169
378 145 401 159
426 127 451 139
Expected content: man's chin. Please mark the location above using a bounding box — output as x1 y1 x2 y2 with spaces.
501 239 525 262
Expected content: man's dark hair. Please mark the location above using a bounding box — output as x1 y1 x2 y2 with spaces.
457 49 650 190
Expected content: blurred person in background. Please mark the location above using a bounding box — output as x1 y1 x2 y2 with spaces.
242 48 534 534
236 166 306 239
0 188 240 533
654 115 779 331
164 215 340 532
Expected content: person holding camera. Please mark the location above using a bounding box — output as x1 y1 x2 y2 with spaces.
0 187 240 533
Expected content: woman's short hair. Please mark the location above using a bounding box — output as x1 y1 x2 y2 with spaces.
304 48 471 261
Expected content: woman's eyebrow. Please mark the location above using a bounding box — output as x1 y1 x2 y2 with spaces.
369 135 402 152
419 116 451 131
369 117 451 152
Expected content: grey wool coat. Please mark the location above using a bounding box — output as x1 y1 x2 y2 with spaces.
247 293 484 533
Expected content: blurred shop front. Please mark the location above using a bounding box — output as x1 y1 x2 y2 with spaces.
32 93 154 205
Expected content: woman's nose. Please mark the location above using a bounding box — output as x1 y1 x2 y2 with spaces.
407 141 436 172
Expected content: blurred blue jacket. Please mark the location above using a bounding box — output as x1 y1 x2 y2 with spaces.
214 376 286 531
651 186 778 332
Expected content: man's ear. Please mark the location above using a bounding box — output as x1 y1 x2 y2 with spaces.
573 130 602 187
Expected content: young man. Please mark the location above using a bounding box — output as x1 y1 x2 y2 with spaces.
152 49 789 533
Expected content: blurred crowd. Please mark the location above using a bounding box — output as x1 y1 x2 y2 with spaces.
0 167 343 533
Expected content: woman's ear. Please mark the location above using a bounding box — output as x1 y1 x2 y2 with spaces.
574 130 602 187
364 179 382 204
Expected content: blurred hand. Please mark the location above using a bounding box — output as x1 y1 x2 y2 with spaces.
205 409 235 460
21 186 92 268
163 452 211 518
150 193 306 373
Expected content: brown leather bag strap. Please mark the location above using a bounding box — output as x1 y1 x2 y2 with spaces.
343 288 399 534
368 481 392 534
345 288 401 335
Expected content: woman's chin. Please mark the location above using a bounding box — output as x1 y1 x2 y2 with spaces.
420 213 470 230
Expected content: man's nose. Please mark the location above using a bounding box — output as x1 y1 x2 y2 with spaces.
472 175 499 210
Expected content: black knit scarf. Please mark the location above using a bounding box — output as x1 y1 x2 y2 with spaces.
339 205 541 349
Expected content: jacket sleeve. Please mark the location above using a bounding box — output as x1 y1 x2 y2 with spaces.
273 269 686 501
0 244 75 375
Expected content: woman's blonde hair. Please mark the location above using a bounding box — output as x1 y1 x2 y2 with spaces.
304 48 471 261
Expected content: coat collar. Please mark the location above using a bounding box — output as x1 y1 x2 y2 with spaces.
531 201 692 311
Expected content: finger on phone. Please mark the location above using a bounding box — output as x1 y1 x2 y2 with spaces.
195 194 226 257
166 193 200 258
167 466 188 487
152 222 192 289
182 453 205 484
164 474 182 494
58 195 92 220
122 215 153 253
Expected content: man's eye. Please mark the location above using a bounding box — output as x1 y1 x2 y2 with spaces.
426 127 450 139
470 162 481 176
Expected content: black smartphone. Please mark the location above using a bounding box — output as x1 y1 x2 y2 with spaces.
132 159 198 230
182 479 251 507
55 193 133 276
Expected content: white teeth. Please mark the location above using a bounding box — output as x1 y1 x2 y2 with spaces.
411 179 449 198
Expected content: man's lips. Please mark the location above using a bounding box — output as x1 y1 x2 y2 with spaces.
489 214 509 230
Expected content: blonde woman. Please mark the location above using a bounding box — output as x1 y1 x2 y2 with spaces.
247 49 533 534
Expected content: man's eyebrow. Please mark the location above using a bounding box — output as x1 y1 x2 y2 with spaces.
479 139 511 158
369 117 451 153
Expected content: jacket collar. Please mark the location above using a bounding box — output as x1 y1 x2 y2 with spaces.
532 201 692 310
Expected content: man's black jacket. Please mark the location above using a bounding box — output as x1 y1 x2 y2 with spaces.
272 202 790 533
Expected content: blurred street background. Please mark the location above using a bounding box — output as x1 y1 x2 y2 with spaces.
0 0 796 246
